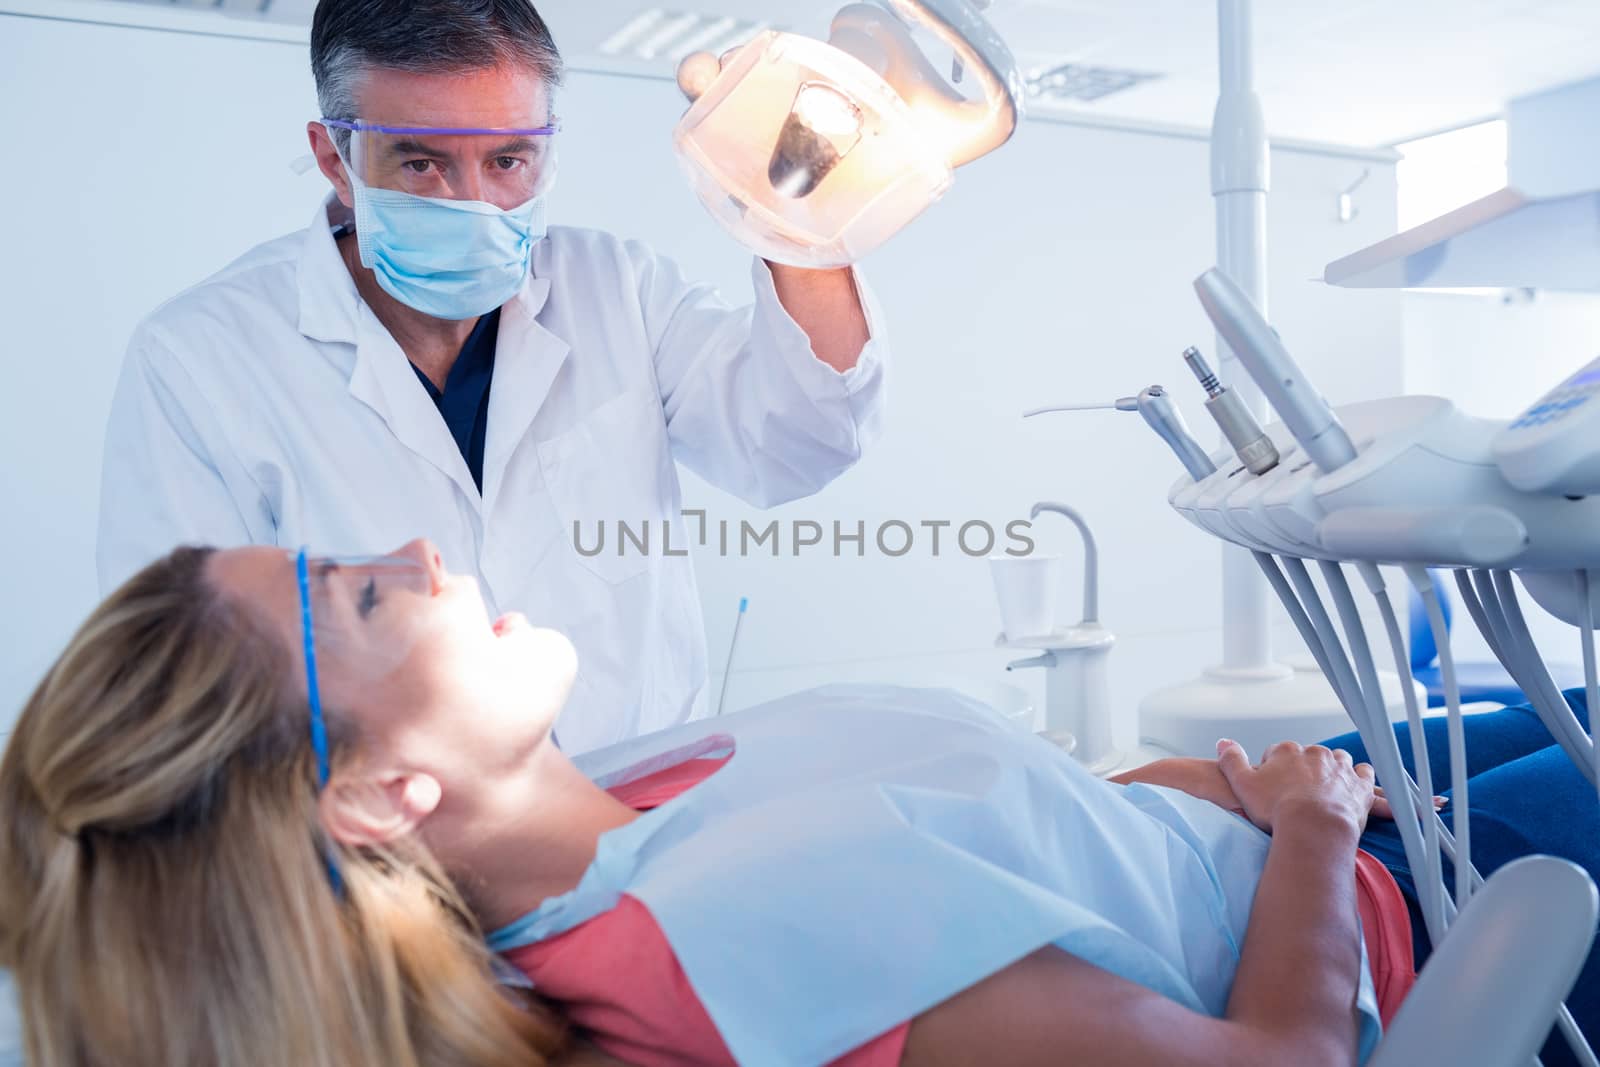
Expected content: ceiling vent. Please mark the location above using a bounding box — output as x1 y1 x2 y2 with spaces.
598 9 772 63
1026 63 1162 103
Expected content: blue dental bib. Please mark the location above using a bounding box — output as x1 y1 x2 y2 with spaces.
491 685 1381 1066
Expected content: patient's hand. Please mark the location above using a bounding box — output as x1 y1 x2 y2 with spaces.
1111 757 1247 813
1217 739 1377 834
1164 757 1247 813
1112 754 1409 821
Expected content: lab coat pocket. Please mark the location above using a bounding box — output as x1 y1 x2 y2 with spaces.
537 389 670 585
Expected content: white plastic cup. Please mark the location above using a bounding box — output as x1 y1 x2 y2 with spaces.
989 555 1062 641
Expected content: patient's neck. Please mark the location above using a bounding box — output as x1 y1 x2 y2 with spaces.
431 739 640 932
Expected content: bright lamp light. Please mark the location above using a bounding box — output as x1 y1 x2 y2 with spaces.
673 0 1024 268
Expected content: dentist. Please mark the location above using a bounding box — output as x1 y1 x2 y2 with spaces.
96 0 887 753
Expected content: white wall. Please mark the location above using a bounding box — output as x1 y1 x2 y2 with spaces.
1403 289 1600 666
0 11 1404 745
1404 290 1600 420
0 14 327 737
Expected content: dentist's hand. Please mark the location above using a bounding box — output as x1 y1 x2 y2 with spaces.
1216 739 1377 834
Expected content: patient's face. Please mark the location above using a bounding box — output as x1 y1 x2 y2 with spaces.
208 539 578 792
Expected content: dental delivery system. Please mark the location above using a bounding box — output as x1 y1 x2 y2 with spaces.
1137 267 1600 1067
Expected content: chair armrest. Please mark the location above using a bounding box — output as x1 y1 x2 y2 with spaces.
1370 855 1596 1067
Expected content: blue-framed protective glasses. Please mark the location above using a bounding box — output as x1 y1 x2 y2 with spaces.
295 549 432 892
320 117 560 204
293 550 432 788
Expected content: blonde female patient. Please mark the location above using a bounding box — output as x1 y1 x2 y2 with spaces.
3 539 1428 1067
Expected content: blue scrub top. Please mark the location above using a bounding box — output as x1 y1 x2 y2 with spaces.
411 308 499 492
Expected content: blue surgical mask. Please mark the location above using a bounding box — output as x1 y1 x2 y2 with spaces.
347 172 548 321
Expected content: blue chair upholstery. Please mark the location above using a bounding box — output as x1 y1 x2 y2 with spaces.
1408 570 1584 707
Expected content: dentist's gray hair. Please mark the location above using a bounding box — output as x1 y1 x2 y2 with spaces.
311 0 564 151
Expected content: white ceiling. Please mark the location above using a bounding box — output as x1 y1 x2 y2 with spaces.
126 0 1600 147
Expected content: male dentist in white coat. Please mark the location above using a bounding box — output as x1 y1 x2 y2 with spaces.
97 0 887 753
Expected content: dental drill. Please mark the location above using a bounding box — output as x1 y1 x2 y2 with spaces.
1183 346 1280 475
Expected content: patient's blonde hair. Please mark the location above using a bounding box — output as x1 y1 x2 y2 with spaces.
0 547 569 1067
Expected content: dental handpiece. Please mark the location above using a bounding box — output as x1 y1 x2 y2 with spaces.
1193 268 1358 473
1133 385 1217 481
1023 387 1215 482
1183 347 1280 475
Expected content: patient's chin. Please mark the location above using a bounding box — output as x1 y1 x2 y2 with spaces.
494 625 578 720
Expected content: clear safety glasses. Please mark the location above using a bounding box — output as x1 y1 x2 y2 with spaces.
321 118 560 207
295 549 437 894
293 550 433 787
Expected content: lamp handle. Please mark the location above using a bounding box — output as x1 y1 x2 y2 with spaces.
829 0 1024 168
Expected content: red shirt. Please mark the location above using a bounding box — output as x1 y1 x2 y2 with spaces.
1355 848 1416 1026
503 756 1415 1065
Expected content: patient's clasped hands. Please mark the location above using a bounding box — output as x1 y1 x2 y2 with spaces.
1144 746 1423 827
1216 739 1378 834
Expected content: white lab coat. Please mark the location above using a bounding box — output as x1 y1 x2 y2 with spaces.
97 198 888 753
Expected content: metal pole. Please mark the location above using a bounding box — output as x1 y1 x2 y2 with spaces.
1212 0 1276 673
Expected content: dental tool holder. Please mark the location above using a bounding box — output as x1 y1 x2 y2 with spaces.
1168 395 1600 581
1165 388 1600 774
999 503 1122 775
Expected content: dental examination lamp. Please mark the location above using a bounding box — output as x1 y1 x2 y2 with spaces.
672 0 1024 268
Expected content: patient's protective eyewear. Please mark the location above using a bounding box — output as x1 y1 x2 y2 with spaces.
293 550 432 788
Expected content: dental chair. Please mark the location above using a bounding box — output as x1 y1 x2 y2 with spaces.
0 861 1590 1067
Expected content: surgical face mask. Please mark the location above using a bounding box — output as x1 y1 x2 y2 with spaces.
323 118 559 321
347 179 548 320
